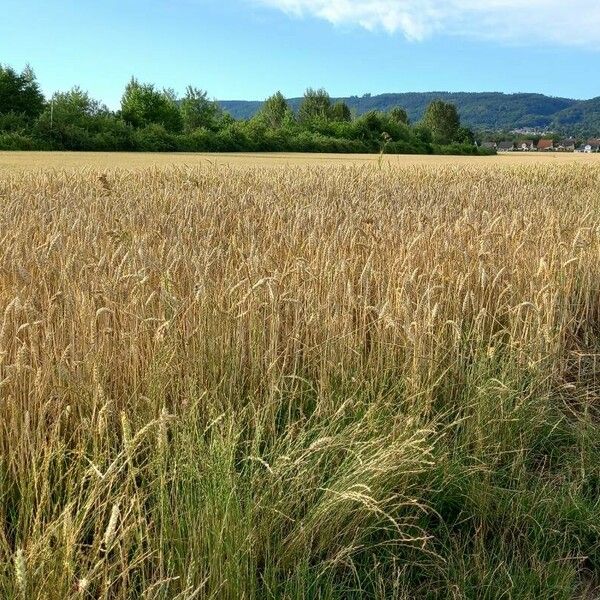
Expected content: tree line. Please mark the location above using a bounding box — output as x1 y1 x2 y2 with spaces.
0 63 490 155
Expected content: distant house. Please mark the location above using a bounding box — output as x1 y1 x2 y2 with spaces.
537 139 554 151
481 141 497 150
556 139 577 152
518 140 535 151
577 144 591 153
497 141 515 152
587 139 600 152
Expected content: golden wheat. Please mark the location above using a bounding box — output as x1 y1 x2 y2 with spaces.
0 162 598 598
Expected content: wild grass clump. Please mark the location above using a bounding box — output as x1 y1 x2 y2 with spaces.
0 163 598 598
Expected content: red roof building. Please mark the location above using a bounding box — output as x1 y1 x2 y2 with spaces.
537 139 554 151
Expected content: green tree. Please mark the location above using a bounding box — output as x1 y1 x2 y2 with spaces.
356 111 387 137
34 87 131 151
330 101 352 122
413 124 433 145
258 92 290 128
422 100 461 144
121 78 183 133
180 86 220 132
298 88 332 123
47 87 105 126
388 106 409 125
456 126 475 145
0 64 45 119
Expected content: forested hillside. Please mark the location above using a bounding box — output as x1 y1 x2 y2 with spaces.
221 92 600 134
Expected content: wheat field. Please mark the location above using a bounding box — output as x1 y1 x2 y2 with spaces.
2 150 600 172
0 160 599 599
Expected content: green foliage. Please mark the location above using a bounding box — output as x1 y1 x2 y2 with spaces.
433 142 479 155
257 91 291 128
330 101 352 122
413 124 433 144
456 125 476 144
133 124 176 152
0 64 45 119
221 92 600 135
551 97 600 136
0 61 495 155
48 87 105 126
298 88 332 123
180 86 221 132
34 87 132 150
0 111 31 133
388 106 409 125
422 100 461 144
0 132 43 150
121 78 183 133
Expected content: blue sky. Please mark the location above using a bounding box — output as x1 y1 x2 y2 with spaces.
2 0 600 108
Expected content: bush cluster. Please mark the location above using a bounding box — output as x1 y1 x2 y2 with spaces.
0 64 489 155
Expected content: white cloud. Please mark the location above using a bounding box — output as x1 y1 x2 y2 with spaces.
253 0 600 45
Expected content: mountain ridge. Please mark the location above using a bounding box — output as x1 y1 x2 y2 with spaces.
219 92 600 135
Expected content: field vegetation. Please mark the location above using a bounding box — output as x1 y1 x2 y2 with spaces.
1 149 598 174
0 161 599 598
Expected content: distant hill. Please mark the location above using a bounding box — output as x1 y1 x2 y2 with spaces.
551 98 600 136
219 92 600 135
